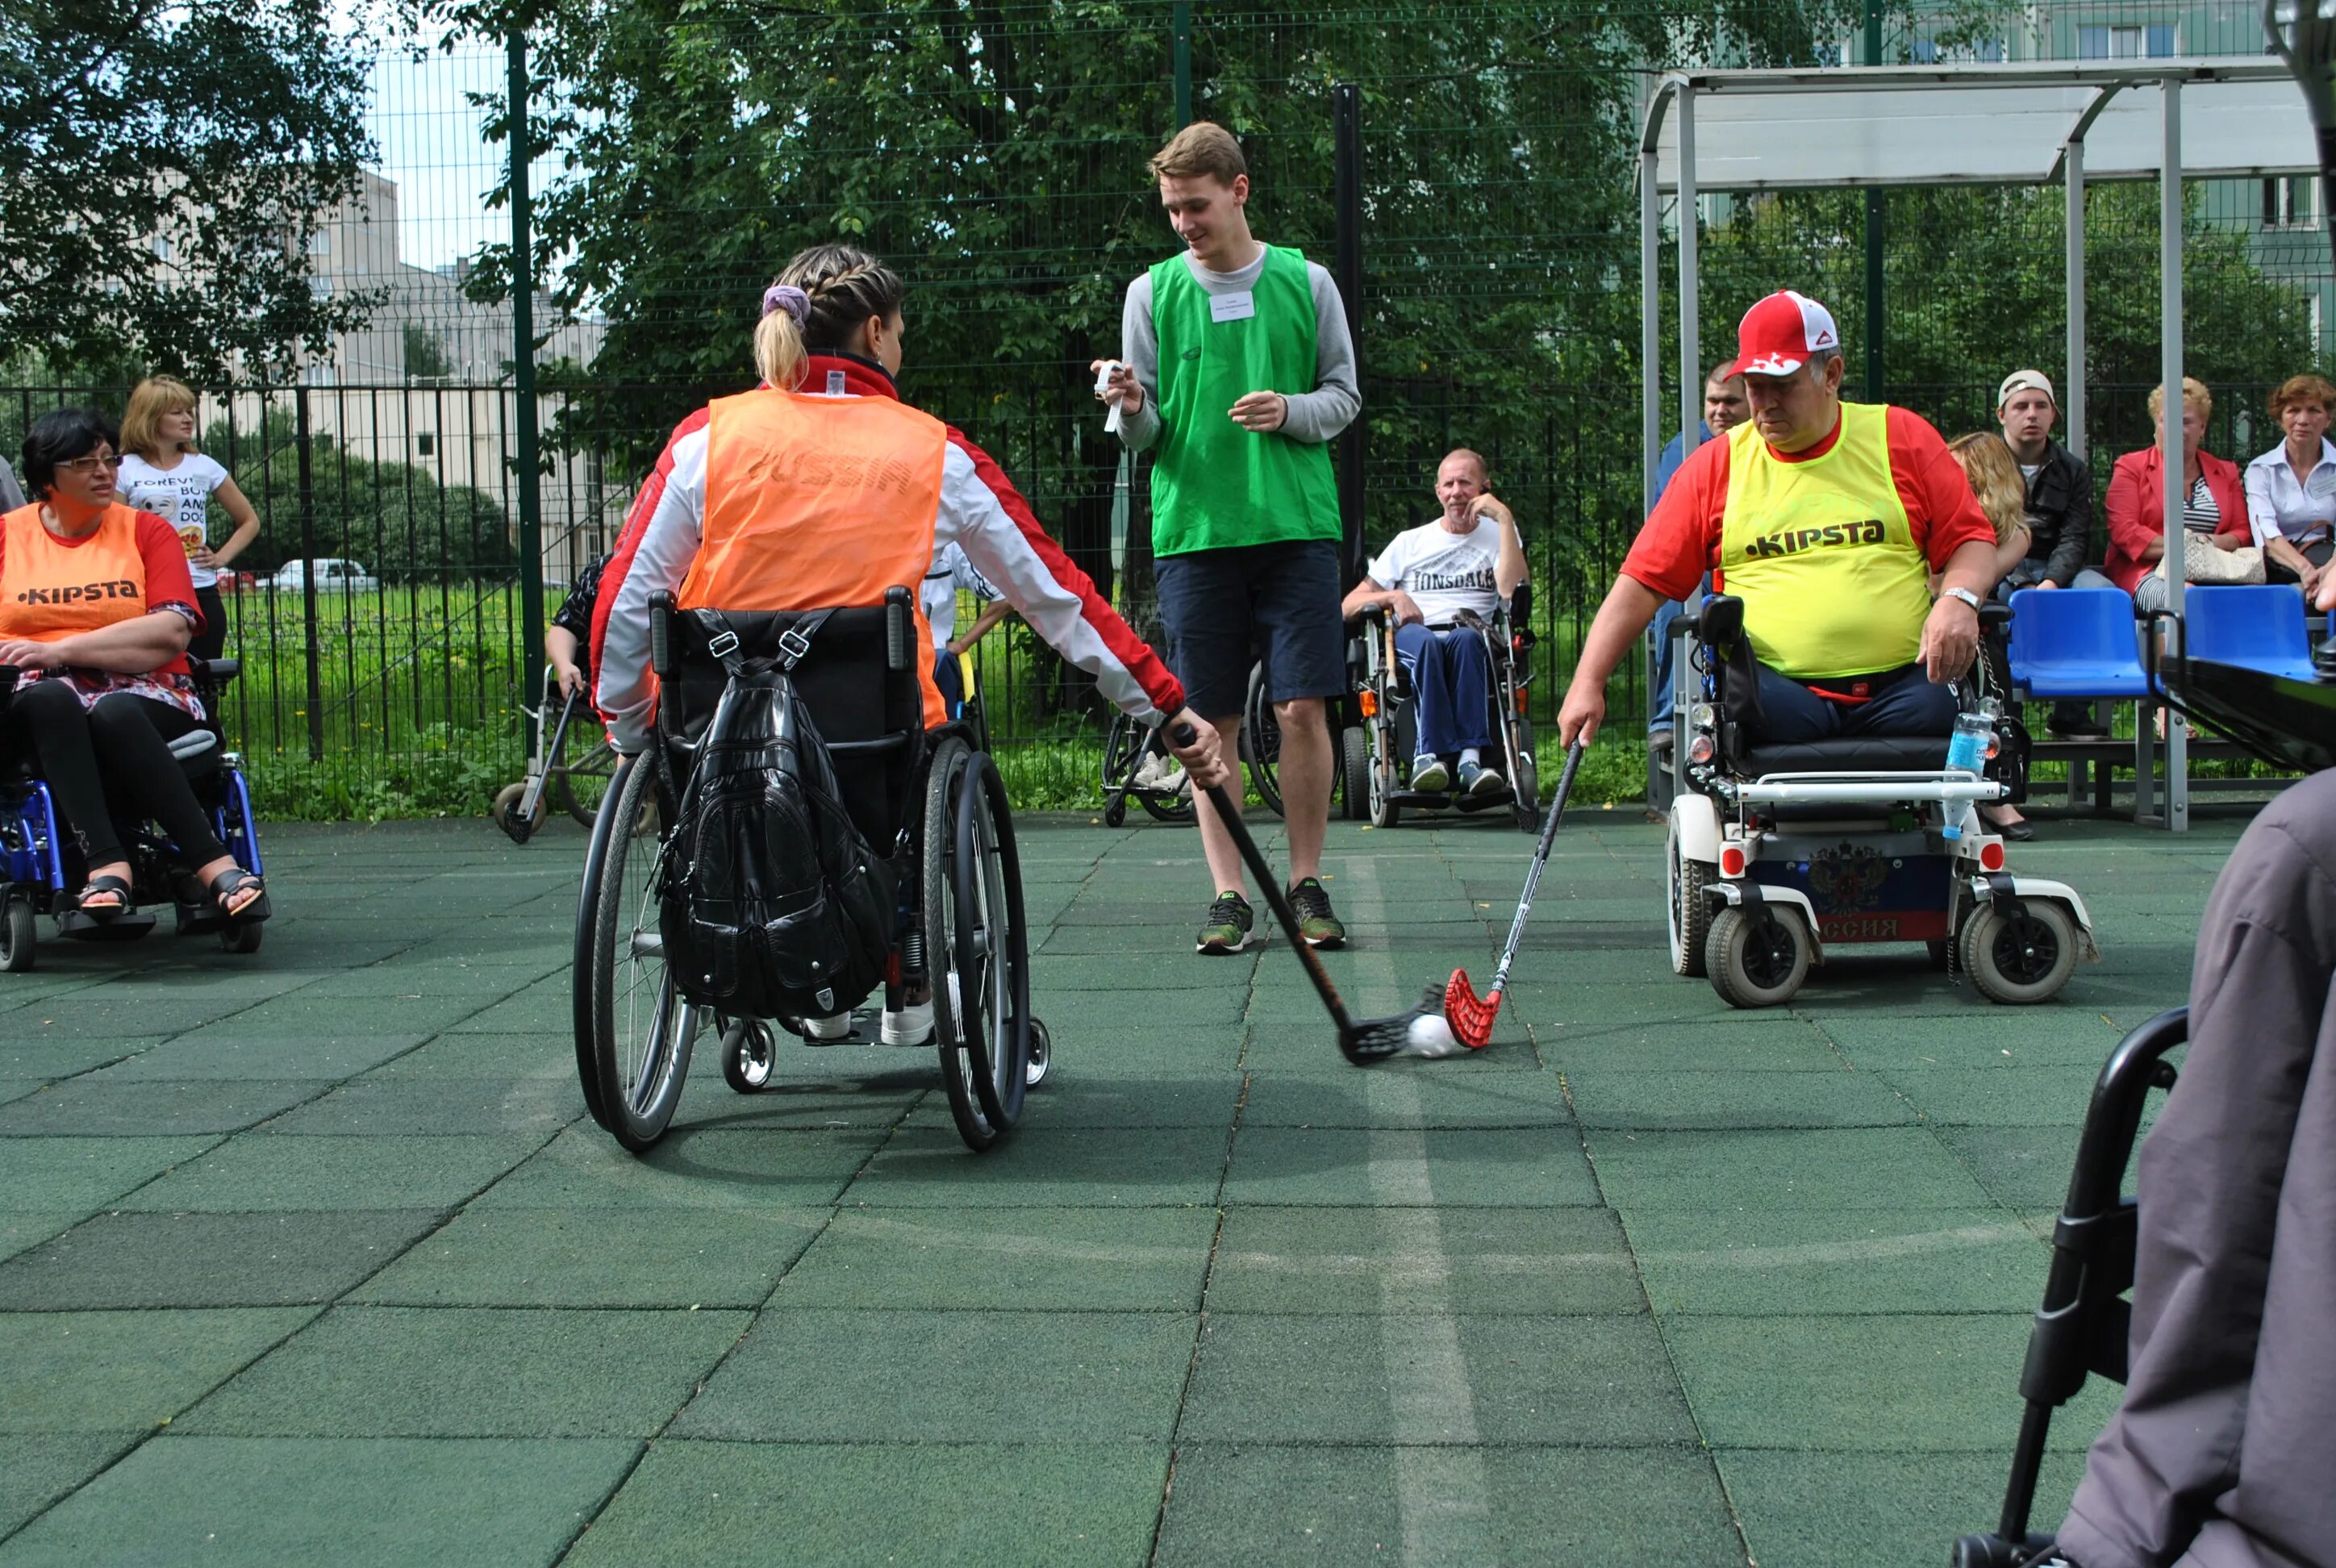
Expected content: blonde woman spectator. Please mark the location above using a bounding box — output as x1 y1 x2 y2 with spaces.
2242 374 2336 596
2104 378 2250 615
1948 430 2034 839
117 377 261 661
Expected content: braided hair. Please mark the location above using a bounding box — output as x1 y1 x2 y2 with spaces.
752 244 909 390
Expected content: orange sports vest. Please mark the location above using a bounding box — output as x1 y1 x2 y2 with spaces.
682 388 952 728
0 503 154 643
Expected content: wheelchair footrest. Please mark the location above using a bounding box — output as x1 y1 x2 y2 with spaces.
172 899 226 936
56 908 158 942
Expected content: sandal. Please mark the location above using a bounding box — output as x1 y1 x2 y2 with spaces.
73 874 134 920
206 866 271 924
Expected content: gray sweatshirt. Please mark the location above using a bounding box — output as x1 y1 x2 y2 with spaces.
0 457 23 512
1112 247 1361 452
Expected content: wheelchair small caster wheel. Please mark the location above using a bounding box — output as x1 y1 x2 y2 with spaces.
721 1019 777 1093
1705 906 1811 1008
491 782 544 844
1024 1018 1052 1088
1960 899 2079 1005
218 920 264 956
0 896 35 972
1103 799 1127 828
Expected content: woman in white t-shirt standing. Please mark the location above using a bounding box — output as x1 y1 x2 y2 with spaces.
117 377 261 661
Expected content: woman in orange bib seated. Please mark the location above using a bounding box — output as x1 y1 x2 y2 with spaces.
0 410 267 924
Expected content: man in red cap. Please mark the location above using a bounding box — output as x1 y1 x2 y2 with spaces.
1559 290 1999 749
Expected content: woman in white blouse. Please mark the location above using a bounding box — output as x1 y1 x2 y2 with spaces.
2243 374 2336 597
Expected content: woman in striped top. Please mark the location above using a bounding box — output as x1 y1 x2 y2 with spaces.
2104 377 2251 614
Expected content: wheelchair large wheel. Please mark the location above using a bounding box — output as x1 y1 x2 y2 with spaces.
1510 719 1539 832
1244 662 1285 819
1960 899 2079 1005
557 734 621 828
1666 814 1712 978
1706 905 1810 1008
925 740 1032 1151
1367 741 1401 830
1101 711 1191 824
0 895 35 973
580 753 698 1151
1340 725 1369 822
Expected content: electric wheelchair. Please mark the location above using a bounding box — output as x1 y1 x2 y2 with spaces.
572 589 1049 1155
1329 584 1540 832
1665 595 2095 1008
0 658 266 970
1950 1007 2184 1567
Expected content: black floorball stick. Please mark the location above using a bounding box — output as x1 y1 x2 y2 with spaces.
1442 739 1586 1049
1172 723 1434 1065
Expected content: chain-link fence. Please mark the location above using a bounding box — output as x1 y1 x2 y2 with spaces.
13 1 2330 811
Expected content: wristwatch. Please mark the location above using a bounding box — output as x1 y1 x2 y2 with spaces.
1943 586 1984 614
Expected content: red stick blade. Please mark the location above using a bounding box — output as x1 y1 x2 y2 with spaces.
1441 968 1500 1049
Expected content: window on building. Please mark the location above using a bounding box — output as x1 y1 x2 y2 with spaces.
308 228 332 256
2263 175 2318 227
151 235 171 261
308 274 332 299
1912 35 2004 64
416 432 436 458
2079 23 2175 58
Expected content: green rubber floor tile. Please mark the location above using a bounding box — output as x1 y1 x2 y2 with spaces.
1032 951 1238 991
1718 1447 2084 1568
1240 1070 1571 1128
1664 1313 2118 1450
903 1073 1237 1129
0 1308 315 1433
0 1436 640 1567
357 1207 824 1308
0 1081 39 1107
1046 1031 1246 1078
183 993 494 1037
0 1078 327 1137
1806 1012 2129 1070
1241 1021 1545 1072
670 1308 1194 1442
439 993 569 1033
119 1133 540 1212
1209 1206 1641 1315
181 1305 747 1438
672 1069 926 1129
1537 1019 1845 1073
1180 1313 1695 1445
323 965 553 995
94 1034 429 1081
1563 1069 1916 1131
360 1033 575 1080
0 1434 132 1538
1624 1207 2043 1316
0 1038 168 1081
0 999 260 1040
1045 985 1254 1028
0 1209 443 1309
263 1077 582 1137
1153 1443 1742 1567
1933 1124 2089 1210
1585 1128 1994 1211
1223 1126 1600 1207
774 1206 1216 1311
845 1124 1228 1207
0 1136 216 1211
470 1126 876 1210
1874 1065 2106 1126
0 1213 78 1266
562 1440 1167 1568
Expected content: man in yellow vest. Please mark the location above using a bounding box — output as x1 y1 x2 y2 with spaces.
1558 290 1999 750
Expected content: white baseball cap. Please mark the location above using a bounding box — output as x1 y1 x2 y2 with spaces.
1997 369 2057 411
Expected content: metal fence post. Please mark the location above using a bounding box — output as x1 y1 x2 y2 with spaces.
295 385 324 762
1863 0 1886 402
509 18 546 744
1173 2 1192 128
1334 81 1365 590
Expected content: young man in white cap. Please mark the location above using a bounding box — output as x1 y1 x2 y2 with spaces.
1998 368 2111 740
1557 290 2000 749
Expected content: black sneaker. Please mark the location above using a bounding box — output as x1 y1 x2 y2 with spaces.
1196 891 1254 954
1287 877 1346 949
2047 707 2109 740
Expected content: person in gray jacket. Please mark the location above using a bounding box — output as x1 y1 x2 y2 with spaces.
0 453 26 512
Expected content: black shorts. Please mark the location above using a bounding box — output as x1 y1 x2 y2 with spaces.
1153 539 1345 719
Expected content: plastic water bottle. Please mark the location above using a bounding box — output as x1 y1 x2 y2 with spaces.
1946 708 1991 774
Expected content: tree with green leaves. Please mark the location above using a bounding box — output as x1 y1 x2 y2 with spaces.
0 0 378 383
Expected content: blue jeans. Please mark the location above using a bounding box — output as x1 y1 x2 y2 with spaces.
1649 597 1684 732
1394 622 1494 759
1751 660 1958 744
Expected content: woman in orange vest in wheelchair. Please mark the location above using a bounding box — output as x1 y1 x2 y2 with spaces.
0 411 267 925
593 244 1224 1036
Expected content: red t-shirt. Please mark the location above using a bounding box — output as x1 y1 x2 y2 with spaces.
1621 406 1999 601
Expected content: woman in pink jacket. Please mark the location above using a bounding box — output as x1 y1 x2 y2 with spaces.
2103 377 2251 612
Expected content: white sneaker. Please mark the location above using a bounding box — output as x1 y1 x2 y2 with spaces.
1132 751 1184 792
802 1011 852 1044
881 998 935 1046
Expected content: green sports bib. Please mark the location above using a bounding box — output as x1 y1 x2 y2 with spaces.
1147 245 1343 557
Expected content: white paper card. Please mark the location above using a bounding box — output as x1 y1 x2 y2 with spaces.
1209 290 1256 323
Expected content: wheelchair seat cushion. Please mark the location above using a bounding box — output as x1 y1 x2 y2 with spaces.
1740 735 1950 775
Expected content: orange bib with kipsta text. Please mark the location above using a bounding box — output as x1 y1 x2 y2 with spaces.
682 388 951 727
0 503 153 644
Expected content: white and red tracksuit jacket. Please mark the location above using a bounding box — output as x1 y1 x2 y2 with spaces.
592 355 1184 753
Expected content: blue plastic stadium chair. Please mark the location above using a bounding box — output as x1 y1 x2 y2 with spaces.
2005 588 2151 700
2182 585 2318 682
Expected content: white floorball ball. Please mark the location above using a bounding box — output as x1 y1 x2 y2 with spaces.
1404 1012 1466 1058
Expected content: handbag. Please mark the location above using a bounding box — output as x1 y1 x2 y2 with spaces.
2162 529 2265 586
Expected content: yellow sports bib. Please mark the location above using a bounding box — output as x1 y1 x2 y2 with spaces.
1719 402 1933 681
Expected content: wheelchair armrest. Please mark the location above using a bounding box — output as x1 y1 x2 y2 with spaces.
1345 603 1389 629
1506 581 1533 629
1696 594 1745 645
1978 602 2013 630
197 657 241 687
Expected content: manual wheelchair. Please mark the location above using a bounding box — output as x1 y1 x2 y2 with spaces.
1665 595 2095 1008
1333 585 1539 831
0 659 267 971
571 588 1049 1156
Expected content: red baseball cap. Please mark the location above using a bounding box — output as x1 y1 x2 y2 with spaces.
1737 290 1840 377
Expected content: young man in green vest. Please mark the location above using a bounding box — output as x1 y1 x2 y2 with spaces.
1095 121 1361 954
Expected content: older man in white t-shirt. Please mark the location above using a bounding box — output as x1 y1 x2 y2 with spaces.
1341 448 1528 794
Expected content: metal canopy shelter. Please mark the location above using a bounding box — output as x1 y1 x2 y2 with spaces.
1639 58 2316 831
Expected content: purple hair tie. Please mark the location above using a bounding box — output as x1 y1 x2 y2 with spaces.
761 284 810 326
